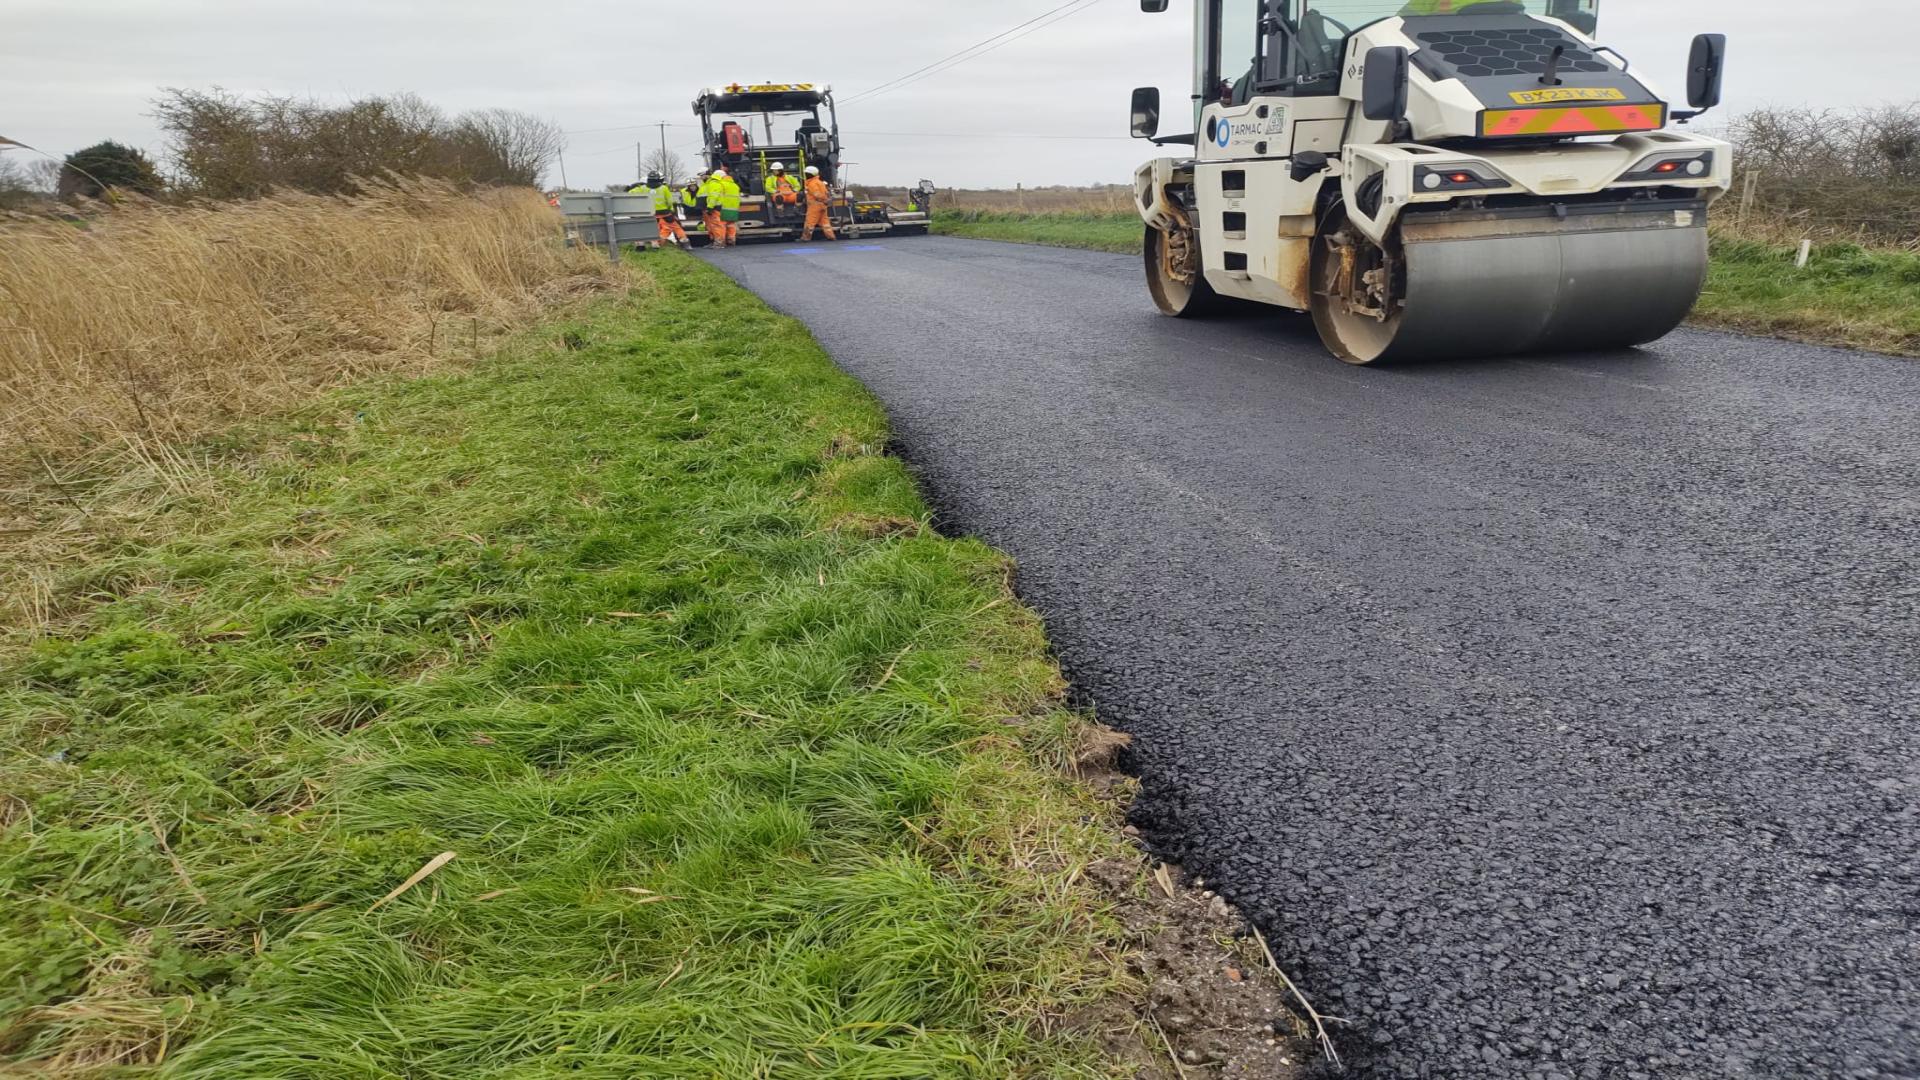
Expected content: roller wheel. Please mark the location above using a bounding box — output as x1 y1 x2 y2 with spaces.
1310 211 1405 366
1145 222 1220 318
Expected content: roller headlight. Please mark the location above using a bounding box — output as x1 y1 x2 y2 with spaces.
1412 165 1508 193
1623 152 1715 182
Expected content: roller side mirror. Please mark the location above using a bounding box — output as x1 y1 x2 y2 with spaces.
1685 33 1726 111
1362 46 1410 123
1130 87 1162 140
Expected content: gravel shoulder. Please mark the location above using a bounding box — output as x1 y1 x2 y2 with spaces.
702 236 1920 1078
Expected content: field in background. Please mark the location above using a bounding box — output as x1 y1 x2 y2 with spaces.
0 256 1168 1076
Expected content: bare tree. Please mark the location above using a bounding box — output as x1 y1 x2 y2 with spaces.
0 152 38 208
1721 102 1920 245
446 109 566 188
26 158 62 191
153 88 565 198
643 148 687 187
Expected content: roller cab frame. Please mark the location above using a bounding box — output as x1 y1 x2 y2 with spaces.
1129 0 1732 364
691 83 934 244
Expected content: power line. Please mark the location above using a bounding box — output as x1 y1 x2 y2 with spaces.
841 0 1107 106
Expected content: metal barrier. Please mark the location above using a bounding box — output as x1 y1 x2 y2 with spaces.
558 193 669 262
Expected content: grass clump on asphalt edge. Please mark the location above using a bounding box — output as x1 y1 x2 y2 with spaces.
934 208 1920 357
0 254 1135 1077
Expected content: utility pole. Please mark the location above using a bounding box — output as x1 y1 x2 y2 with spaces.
636 142 644 182
658 121 670 179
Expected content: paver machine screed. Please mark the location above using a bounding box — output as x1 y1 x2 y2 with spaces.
692 83 935 243
1128 0 1731 364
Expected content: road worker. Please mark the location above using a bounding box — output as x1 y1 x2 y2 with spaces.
646 172 688 247
801 165 837 242
767 162 803 207
693 170 725 247
682 173 705 229
710 168 743 247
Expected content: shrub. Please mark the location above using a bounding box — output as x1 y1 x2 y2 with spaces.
54 141 162 200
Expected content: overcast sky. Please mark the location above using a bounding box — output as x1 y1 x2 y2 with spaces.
2 0 1911 191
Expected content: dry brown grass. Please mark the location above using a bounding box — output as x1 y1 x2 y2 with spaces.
0 179 613 467
0 179 620 630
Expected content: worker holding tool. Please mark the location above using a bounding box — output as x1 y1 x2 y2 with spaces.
711 168 742 247
801 165 836 242
646 172 688 247
767 163 803 207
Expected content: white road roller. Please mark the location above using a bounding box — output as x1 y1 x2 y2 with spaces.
1128 0 1731 364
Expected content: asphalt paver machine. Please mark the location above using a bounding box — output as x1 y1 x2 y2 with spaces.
1128 0 1732 363
691 82 934 243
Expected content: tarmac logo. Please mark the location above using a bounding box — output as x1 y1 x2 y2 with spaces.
1215 122 1232 148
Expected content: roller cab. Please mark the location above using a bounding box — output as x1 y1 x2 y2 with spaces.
1129 0 1732 364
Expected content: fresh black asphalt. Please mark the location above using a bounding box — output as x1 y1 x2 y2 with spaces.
700 236 1919 1079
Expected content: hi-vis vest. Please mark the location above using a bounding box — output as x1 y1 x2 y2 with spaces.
651 184 676 213
712 177 742 211
770 173 802 196
1398 0 1509 12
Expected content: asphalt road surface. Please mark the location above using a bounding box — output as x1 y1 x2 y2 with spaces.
702 237 1919 1079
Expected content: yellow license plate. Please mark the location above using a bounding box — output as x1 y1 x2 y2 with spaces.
1509 87 1627 105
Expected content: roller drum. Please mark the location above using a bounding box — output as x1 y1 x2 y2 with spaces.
1318 204 1710 364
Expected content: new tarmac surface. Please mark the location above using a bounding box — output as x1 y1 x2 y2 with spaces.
701 237 1919 1078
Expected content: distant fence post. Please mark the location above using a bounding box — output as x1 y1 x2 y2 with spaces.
1737 169 1760 233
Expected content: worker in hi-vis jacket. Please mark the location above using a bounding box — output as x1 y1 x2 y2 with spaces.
801 165 836 242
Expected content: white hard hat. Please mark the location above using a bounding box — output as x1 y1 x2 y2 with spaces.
804 165 820 176
713 167 728 177
771 162 786 171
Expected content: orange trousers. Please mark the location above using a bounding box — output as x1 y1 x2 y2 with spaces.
802 202 836 241
703 210 732 246
655 213 687 243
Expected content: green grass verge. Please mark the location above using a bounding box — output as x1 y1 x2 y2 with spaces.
933 211 1142 255
1 255 1132 1077
936 209 1919 357
1695 235 1920 357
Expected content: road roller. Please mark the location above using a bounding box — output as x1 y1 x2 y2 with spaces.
1127 0 1731 364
